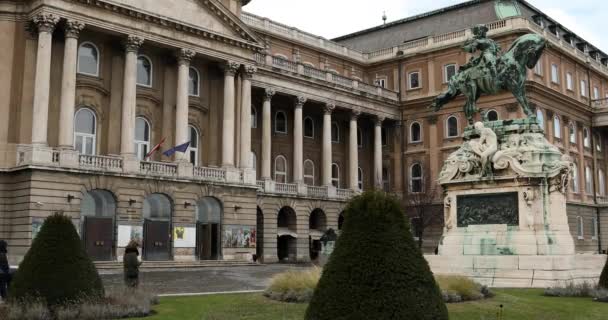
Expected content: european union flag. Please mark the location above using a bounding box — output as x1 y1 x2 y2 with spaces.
163 141 190 157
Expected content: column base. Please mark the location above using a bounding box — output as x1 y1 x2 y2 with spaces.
296 182 307 196
327 186 337 198
59 149 80 168
122 154 140 174
264 179 276 193
177 161 194 179
242 168 256 185
225 167 242 184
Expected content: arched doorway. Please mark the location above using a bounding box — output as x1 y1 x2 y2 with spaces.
256 207 264 262
143 194 172 261
81 190 116 261
196 197 222 260
277 206 297 262
309 209 327 261
338 212 345 231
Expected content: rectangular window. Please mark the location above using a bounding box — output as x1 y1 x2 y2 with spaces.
592 217 599 240
534 60 543 75
408 71 420 89
374 77 387 88
566 73 573 90
594 86 600 100
551 64 559 83
581 80 587 97
444 64 457 83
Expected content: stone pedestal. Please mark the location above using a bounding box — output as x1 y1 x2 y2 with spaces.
122 155 140 174
177 161 194 179
225 167 242 184
59 149 80 168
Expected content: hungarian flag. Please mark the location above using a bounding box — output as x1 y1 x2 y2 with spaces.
163 141 191 157
145 137 166 160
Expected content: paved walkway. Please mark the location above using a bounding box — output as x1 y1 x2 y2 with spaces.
101 264 309 295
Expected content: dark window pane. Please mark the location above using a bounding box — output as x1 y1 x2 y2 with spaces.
78 44 98 75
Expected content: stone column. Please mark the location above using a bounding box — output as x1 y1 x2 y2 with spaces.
221 61 239 167
374 116 384 189
349 110 361 190
58 20 85 149
240 65 256 169
31 13 60 146
175 49 195 161
120 35 144 157
322 103 335 186
261 89 275 180
293 96 307 183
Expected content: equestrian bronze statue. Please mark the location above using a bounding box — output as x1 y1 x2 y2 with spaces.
430 25 547 124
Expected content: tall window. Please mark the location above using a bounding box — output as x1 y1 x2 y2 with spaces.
536 109 545 129
583 128 590 148
251 106 258 129
487 110 499 121
585 165 593 194
331 122 340 143
408 71 420 89
304 160 315 186
358 167 363 190
580 80 587 97
446 116 459 138
374 77 387 88
137 55 153 87
410 163 423 193
188 67 200 96
553 115 561 139
571 162 579 193
577 216 584 239
569 122 576 144
188 126 199 166
592 216 599 240
534 60 543 75
274 155 287 183
74 108 96 155
331 163 340 188
135 117 151 160
77 42 99 76
357 128 363 148
444 64 457 83
304 117 314 138
251 151 257 173
275 111 287 133
597 134 602 152
594 86 600 100
410 122 422 143
381 127 388 146
551 64 559 83
566 72 573 90
599 169 606 196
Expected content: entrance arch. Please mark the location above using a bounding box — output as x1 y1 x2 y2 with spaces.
256 207 264 262
81 190 116 261
143 193 172 261
309 209 327 261
196 197 222 260
277 206 297 262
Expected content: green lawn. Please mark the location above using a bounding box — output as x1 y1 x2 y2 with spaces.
136 289 608 320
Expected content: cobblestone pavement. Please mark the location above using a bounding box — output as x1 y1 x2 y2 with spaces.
101 264 309 294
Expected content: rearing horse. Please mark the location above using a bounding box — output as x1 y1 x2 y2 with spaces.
430 34 547 124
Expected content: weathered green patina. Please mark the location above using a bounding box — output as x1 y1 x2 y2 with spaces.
431 25 547 124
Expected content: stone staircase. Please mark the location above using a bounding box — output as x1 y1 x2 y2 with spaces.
95 260 260 273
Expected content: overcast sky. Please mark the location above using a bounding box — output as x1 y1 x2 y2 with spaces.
244 0 607 52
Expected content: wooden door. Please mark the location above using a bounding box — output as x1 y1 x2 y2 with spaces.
143 220 170 261
84 217 113 261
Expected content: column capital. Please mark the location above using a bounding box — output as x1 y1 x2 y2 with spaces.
350 109 362 120
124 35 144 53
32 13 60 33
374 115 385 126
324 103 335 114
243 65 257 78
295 96 307 108
263 88 276 102
64 20 85 39
223 61 240 76
177 49 196 66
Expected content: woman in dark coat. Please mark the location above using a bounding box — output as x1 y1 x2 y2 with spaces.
123 240 142 288
0 240 10 300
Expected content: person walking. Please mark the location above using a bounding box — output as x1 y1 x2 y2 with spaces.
0 240 10 301
123 240 142 288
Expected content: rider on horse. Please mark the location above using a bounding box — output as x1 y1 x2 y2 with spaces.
460 25 502 79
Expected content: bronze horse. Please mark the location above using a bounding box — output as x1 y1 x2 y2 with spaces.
430 34 547 124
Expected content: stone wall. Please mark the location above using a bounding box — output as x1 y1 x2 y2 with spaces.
567 204 600 253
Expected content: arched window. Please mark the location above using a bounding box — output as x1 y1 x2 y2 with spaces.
136 55 153 87
74 108 96 155
331 163 340 188
275 111 287 134
487 110 499 121
553 115 561 139
446 116 459 138
77 42 99 76
583 128 590 148
536 109 545 129
251 106 258 129
331 122 340 143
571 162 579 193
569 122 576 144
358 167 363 190
188 67 200 96
410 163 423 193
274 155 287 183
304 159 315 186
357 128 363 148
577 216 584 239
410 122 422 143
599 169 606 196
304 117 314 138
585 165 593 194
188 125 199 166
135 117 151 160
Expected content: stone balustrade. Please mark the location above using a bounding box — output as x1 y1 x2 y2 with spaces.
193 166 226 182
140 161 178 177
79 154 123 172
275 182 298 195
336 188 355 199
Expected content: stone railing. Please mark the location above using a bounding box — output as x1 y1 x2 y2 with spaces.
303 65 326 80
272 56 298 72
256 180 265 190
337 188 355 199
139 161 177 177
597 195 608 205
593 98 608 109
79 154 123 172
275 182 298 194
307 185 328 198
193 166 226 182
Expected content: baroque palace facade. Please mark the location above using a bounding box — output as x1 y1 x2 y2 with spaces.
1 0 607 264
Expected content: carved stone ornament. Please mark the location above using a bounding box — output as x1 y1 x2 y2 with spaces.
177 49 196 65
375 115 385 126
64 20 85 39
33 13 60 33
324 103 335 114
223 61 240 76
263 88 275 102
124 35 144 53
295 96 307 108
351 109 362 120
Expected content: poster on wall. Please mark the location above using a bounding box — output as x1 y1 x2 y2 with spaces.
223 225 256 248
117 225 143 247
173 226 196 248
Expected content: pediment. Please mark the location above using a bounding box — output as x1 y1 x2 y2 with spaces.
107 0 261 45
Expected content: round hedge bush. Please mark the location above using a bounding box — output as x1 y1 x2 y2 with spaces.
305 191 448 320
10 213 104 306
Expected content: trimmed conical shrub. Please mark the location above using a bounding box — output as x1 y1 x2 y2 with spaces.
10 213 104 306
305 191 448 320
599 255 608 289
